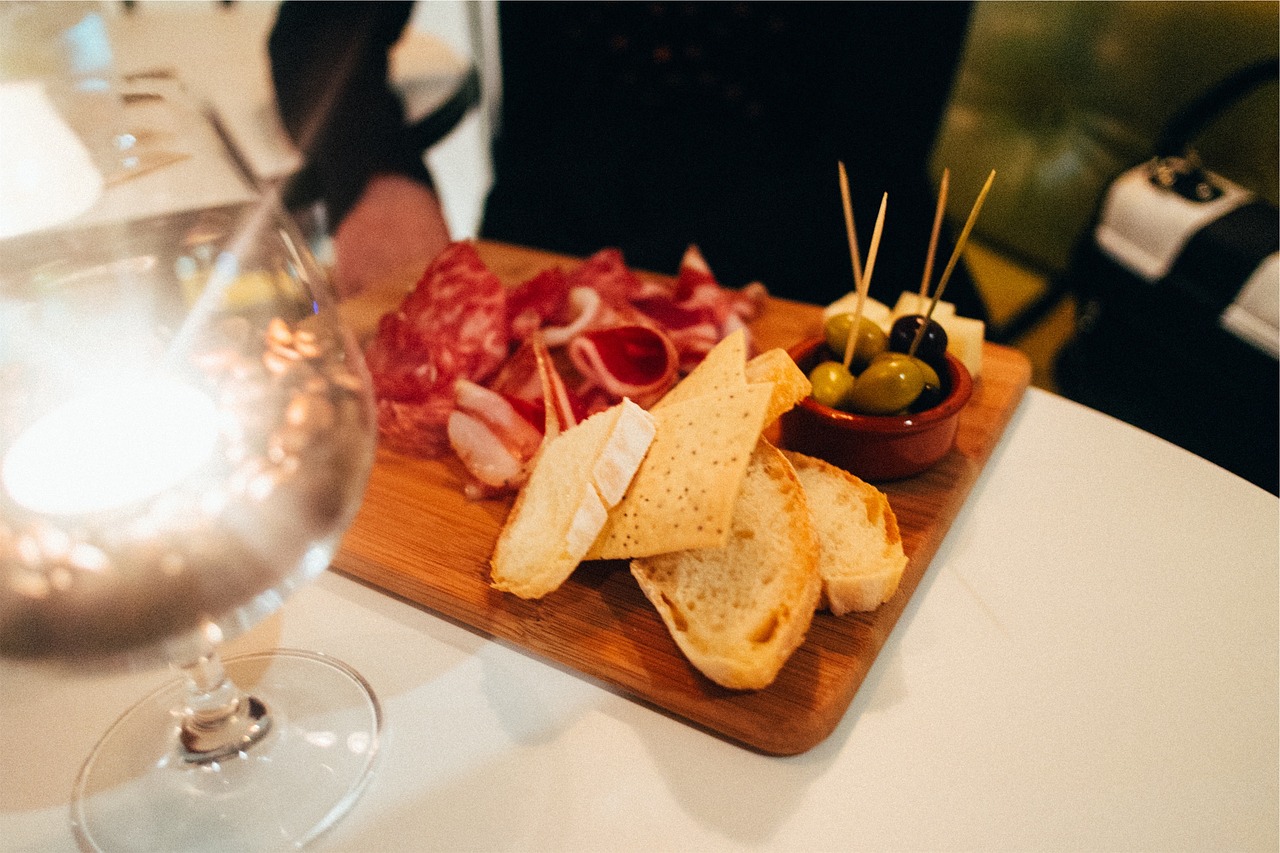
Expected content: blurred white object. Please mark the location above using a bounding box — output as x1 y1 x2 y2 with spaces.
0 80 104 239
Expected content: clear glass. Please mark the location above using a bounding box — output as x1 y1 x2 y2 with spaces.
0 50 380 851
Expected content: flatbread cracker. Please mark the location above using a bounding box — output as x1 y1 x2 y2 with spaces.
652 329 747 410
587 381 774 559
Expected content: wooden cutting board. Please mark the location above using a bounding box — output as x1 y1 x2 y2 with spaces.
332 241 1032 755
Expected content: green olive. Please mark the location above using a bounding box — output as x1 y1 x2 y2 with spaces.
807 360 856 409
849 317 888 370
824 313 887 370
824 312 855 356
846 353 924 415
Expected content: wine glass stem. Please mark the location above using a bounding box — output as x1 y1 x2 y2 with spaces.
178 645 272 763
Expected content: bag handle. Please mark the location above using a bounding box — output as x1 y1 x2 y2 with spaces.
1155 57 1278 158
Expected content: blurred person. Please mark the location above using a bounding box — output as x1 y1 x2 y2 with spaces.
269 1 985 318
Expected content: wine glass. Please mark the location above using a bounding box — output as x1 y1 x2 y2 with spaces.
0 83 380 850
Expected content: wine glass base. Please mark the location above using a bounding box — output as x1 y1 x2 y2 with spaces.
71 649 381 852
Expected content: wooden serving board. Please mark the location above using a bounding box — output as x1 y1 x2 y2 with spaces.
332 241 1032 755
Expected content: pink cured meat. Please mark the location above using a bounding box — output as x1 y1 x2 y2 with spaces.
566 248 644 305
634 246 768 370
365 241 508 453
506 267 570 342
567 325 680 409
368 240 766 477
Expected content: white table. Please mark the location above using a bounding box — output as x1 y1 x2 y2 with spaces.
3 388 1276 851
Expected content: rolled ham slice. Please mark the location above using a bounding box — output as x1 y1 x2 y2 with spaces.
568 325 679 409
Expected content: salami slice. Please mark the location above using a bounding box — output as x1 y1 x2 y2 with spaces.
365 241 508 453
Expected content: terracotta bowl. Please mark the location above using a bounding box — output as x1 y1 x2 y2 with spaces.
777 336 973 482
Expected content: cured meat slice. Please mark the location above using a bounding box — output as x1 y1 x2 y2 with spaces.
532 334 578 439
506 267 570 342
487 338 591 424
365 241 508 452
568 325 679 408
566 248 643 305
453 379 544 461
541 287 602 346
447 379 545 496
632 246 768 370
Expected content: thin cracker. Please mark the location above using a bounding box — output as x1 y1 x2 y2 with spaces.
587 381 774 559
652 329 747 410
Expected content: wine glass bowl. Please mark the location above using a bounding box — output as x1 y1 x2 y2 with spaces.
0 204 376 666
0 197 381 849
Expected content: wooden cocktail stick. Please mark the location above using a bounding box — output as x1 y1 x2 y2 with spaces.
841 186 888 371
837 162 864 368
837 161 864 291
909 169 995 357
919 168 949 301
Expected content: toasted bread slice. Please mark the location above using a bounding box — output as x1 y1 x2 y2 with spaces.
491 398 655 599
782 451 908 614
745 348 812 426
630 439 821 690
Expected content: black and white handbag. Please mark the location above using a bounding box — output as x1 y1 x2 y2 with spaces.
1054 58 1278 494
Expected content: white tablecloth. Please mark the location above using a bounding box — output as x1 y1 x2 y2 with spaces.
3 388 1276 851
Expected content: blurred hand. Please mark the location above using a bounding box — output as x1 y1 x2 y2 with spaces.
331 173 451 299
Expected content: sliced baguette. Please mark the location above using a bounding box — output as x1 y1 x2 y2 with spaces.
630 439 822 690
781 450 908 615
490 398 655 599
745 347 812 427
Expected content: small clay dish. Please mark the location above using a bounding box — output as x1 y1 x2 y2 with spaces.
778 336 973 481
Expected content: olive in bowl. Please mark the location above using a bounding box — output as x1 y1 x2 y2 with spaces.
778 336 973 481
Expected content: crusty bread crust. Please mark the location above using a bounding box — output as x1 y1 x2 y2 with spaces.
781 451 908 615
745 348 812 427
630 439 822 690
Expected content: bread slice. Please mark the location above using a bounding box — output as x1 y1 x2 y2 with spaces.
490 398 655 599
744 347 812 427
781 451 908 615
630 439 821 690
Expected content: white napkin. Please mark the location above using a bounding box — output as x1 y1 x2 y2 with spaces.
0 80 105 239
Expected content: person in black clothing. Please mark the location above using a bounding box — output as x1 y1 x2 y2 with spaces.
269 1 984 318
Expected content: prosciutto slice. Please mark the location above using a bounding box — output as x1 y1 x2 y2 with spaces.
632 245 767 370
506 267 570 342
566 248 643 305
568 324 679 408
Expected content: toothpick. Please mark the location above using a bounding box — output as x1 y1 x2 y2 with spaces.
837 162 864 290
845 192 888 368
862 191 888 296
910 169 995 357
919 168 949 301
837 163 863 368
